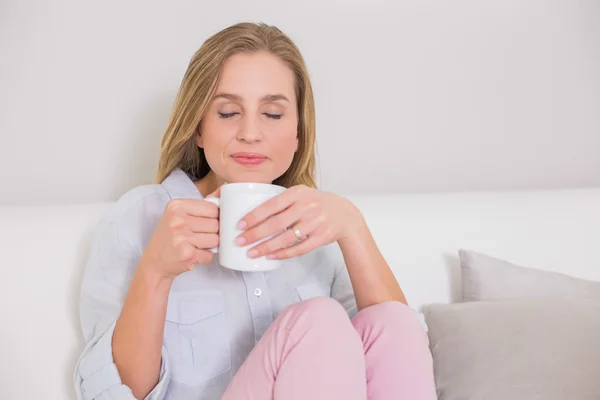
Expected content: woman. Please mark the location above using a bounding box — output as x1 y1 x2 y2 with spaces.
74 22 436 400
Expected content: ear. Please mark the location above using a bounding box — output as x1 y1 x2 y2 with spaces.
294 132 299 152
195 127 204 148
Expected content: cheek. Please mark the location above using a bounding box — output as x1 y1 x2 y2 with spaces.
200 117 231 147
199 118 233 167
277 131 298 151
270 124 298 166
267 117 297 147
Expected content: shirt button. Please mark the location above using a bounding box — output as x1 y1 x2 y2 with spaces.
254 288 262 297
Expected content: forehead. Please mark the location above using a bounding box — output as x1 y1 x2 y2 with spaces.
216 52 296 101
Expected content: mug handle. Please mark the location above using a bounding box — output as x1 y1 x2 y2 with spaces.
203 197 220 254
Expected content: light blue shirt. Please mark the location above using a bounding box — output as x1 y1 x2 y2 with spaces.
74 168 357 400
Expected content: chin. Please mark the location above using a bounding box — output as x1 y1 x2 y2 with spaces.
225 172 275 184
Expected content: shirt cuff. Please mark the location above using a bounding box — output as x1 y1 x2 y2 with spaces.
413 310 429 333
346 304 358 319
75 321 170 400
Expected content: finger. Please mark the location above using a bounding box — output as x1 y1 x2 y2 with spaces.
238 206 300 246
185 232 219 251
182 244 214 268
166 199 219 218
193 249 215 265
187 216 219 234
238 188 297 230
247 219 315 258
267 236 321 260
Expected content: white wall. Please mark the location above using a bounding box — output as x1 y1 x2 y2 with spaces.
1 0 599 206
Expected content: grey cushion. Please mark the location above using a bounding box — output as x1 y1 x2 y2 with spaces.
459 249 600 302
425 300 600 400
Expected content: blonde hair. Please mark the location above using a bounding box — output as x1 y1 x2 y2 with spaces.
156 22 317 188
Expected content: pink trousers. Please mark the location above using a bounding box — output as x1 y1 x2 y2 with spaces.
221 298 437 400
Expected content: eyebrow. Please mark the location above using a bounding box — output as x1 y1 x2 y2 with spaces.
213 93 290 103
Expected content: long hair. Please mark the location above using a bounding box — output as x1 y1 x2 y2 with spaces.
156 22 316 188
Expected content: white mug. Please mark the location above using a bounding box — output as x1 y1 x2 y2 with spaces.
203 182 286 272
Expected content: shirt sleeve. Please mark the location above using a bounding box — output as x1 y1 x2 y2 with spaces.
328 243 428 331
328 244 359 318
74 221 171 400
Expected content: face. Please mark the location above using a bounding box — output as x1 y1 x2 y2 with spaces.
197 51 299 185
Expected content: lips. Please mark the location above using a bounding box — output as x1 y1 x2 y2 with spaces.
231 152 267 166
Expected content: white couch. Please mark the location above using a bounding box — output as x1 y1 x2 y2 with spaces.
2 188 599 399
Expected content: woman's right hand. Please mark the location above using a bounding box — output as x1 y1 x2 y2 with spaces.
139 188 221 279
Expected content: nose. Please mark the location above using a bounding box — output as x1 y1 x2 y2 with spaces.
236 114 263 144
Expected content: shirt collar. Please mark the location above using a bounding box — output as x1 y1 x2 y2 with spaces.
161 168 204 200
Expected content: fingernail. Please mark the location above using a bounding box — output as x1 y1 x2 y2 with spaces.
266 254 277 260
248 249 259 258
238 220 247 229
236 236 246 246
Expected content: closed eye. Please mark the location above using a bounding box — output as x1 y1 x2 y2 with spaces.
218 112 239 119
264 113 282 120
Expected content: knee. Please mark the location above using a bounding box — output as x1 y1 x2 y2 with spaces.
353 301 427 336
299 296 348 318
279 297 353 335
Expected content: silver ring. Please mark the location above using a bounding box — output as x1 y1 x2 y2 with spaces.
291 226 305 241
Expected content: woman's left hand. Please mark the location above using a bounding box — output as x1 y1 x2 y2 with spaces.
236 185 365 260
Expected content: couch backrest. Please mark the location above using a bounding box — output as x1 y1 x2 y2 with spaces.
1 188 599 399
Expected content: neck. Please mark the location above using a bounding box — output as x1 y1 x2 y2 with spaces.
194 171 225 197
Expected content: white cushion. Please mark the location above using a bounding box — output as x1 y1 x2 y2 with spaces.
1 188 600 398
0 204 109 399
